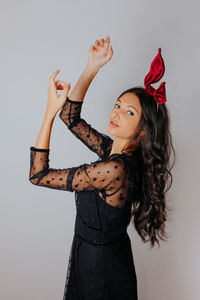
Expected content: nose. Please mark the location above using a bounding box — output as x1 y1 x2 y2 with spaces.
111 109 119 120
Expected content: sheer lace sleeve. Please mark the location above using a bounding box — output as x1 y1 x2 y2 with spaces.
59 97 113 159
29 147 129 208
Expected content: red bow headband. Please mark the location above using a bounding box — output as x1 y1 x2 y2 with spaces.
144 48 167 111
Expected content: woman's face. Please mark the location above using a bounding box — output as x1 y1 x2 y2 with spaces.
107 92 143 140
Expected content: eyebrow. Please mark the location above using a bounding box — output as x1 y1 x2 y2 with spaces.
117 98 138 113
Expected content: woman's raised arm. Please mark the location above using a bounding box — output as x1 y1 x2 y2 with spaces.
59 36 114 159
33 69 71 150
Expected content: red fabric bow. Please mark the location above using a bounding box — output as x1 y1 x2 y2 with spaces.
144 48 167 105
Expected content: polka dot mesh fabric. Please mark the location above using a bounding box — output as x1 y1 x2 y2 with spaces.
29 147 129 208
59 97 113 160
29 97 134 209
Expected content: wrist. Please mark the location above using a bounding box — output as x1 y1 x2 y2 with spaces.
85 64 100 75
44 110 56 121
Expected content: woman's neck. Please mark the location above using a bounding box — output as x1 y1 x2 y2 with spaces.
109 138 129 156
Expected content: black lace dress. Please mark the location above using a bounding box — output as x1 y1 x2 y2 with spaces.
29 97 140 300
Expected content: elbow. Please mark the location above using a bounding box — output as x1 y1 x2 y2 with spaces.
29 177 37 186
29 173 40 186
28 169 49 186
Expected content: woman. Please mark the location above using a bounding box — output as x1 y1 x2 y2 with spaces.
29 36 175 300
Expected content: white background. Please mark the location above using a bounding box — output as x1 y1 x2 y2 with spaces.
1 0 199 299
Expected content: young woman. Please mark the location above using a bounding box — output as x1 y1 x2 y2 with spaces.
29 36 175 300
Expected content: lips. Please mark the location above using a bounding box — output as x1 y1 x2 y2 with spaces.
110 121 119 127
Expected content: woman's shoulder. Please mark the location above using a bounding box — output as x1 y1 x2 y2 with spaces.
100 151 141 175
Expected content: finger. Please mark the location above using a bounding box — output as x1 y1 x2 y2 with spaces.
89 45 96 52
105 45 113 62
63 82 71 90
104 36 110 51
100 38 105 45
49 69 60 88
55 80 66 90
109 45 113 57
59 83 69 93
50 69 60 82
95 40 100 47
62 82 71 97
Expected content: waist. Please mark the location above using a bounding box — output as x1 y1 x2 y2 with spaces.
74 213 128 245
74 230 128 246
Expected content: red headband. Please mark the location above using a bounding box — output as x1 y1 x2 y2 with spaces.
144 48 167 111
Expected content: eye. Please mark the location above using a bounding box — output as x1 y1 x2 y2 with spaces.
114 103 120 108
127 111 134 116
114 103 134 116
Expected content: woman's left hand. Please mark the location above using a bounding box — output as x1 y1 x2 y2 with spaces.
46 69 71 117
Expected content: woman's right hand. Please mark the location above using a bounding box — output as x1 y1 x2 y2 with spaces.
87 36 113 71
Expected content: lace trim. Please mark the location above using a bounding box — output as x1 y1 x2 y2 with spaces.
30 146 49 153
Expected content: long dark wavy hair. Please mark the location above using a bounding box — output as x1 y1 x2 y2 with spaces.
119 86 176 248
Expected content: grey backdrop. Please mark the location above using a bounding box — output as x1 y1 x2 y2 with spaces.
1 0 200 299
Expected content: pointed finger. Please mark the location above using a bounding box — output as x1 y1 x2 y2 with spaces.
49 69 60 88
50 69 60 82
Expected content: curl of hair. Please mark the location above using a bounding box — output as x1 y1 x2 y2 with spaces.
119 86 176 248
